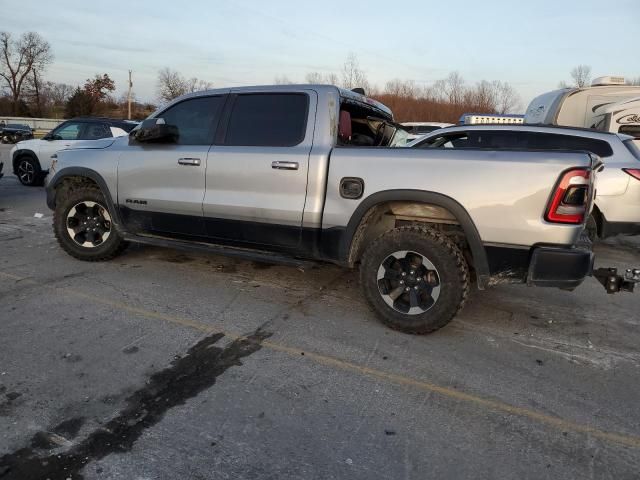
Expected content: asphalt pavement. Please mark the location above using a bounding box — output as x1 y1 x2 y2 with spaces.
1 146 640 479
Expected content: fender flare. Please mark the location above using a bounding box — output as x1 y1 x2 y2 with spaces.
46 166 122 228
12 149 41 174
341 189 490 288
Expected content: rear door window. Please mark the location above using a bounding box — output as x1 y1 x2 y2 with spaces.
225 93 309 147
414 133 469 148
81 123 112 140
416 130 614 157
469 131 530 149
528 133 613 157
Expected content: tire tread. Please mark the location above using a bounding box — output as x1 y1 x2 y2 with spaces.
53 186 127 261
360 224 470 334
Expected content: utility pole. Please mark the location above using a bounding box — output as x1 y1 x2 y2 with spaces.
127 70 133 120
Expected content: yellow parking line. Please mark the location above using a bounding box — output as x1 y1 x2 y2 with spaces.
2 269 640 449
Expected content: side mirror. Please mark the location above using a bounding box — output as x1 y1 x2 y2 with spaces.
130 118 179 144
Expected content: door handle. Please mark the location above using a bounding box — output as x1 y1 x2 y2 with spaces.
178 158 201 166
271 161 299 170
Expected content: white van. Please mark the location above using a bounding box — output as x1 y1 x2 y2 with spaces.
525 76 640 141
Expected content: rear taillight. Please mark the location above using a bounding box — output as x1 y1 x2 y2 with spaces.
623 168 640 181
545 168 591 224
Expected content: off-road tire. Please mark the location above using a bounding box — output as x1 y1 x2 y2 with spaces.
360 225 469 334
53 186 128 261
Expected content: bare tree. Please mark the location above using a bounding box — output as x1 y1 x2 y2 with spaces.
570 65 591 88
25 69 44 116
494 81 520 114
469 80 497 111
384 79 417 98
341 54 369 92
0 31 52 113
47 82 74 105
274 75 295 85
186 77 213 92
157 68 212 102
444 72 465 105
157 68 187 102
305 72 339 85
426 79 448 103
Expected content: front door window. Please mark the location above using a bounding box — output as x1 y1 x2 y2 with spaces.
52 123 83 140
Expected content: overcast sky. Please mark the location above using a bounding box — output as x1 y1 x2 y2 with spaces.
2 0 638 109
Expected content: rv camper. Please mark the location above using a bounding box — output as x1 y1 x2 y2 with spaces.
524 76 640 140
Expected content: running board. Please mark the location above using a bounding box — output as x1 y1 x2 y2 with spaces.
122 234 317 269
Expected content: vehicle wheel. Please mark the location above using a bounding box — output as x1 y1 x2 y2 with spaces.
360 225 469 334
586 214 598 243
53 187 128 261
16 157 41 186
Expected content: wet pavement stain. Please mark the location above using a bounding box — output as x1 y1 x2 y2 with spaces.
251 261 273 270
162 254 195 264
53 417 85 440
0 392 22 417
0 328 271 480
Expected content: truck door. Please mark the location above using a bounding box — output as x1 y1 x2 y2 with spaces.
117 94 226 237
203 90 317 248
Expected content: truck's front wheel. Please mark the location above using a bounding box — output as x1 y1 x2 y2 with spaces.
360 225 469 334
53 187 128 261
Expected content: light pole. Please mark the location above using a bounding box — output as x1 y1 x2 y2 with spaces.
127 70 133 120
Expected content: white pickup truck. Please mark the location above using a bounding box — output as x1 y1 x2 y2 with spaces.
44 85 639 334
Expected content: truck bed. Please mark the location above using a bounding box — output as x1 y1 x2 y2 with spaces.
323 147 593 248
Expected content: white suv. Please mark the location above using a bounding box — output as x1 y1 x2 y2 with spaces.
401 122 453 143
10 118 137 186
407 125 640 239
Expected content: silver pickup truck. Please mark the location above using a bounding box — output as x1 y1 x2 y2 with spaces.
44 85 637 334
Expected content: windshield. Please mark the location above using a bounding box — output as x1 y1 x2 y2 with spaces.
389 128 410 147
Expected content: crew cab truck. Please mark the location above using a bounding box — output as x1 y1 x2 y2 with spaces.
45 85 637 334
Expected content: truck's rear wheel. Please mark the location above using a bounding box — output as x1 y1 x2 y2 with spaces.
360 225 469 334
53 187 127 261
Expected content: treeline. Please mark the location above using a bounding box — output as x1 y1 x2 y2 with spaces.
0 31 154 119
372 74 520 123
272 55 521 123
